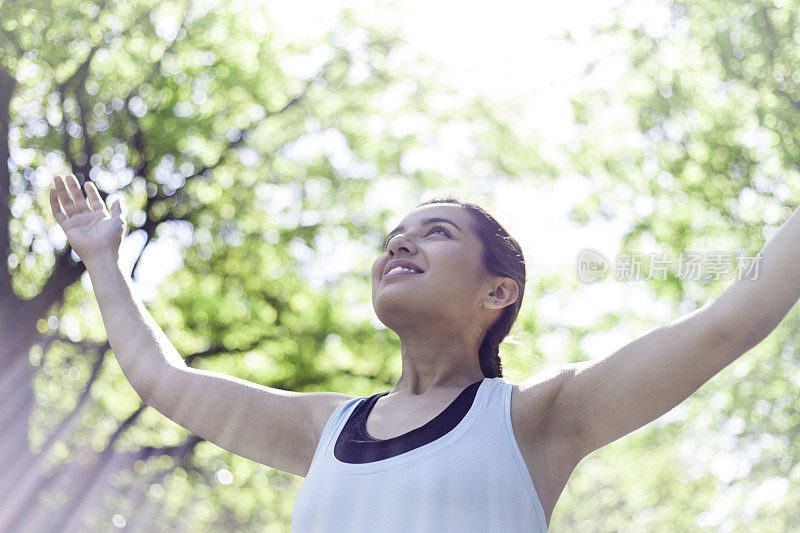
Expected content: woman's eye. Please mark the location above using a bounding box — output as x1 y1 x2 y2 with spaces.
427 226 451 238
383 226 451 251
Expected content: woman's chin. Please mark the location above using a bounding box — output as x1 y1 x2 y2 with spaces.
373 297 428 320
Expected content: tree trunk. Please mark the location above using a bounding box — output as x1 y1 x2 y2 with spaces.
0 68 16 303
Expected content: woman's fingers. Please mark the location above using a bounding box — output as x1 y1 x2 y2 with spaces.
51 174 108 222
83 180 107 214
49 186 67 225
65 174 89 213
53 175 77 218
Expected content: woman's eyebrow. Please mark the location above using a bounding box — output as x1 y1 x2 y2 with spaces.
383 217 461 246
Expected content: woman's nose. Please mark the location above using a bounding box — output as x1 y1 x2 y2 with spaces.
387 235 416 255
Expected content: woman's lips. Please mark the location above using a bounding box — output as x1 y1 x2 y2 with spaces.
382 270 423 281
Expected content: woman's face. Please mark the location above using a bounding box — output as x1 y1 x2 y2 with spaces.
371 204 494 330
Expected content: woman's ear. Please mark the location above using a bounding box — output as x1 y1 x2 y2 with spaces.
488 278 519 308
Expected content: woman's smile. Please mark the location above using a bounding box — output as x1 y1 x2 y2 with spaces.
382 269 425 281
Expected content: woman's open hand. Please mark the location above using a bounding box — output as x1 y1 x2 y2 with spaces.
49 174 127 266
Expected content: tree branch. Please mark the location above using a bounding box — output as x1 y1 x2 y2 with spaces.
55 1 150 92
183 334 281 366
57 90 80 175
123 434 205 461
125 75 314 276
111 435 200 530
0 27 25 58
759 6 800 113
122 0 193 112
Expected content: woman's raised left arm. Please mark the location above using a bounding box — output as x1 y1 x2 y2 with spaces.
538 201 800 462
711 202 800 347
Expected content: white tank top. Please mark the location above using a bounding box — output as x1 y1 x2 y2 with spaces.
292 377 548 532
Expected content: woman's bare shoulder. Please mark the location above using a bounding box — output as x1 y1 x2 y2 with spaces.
305 390 360 437
510 362 584 443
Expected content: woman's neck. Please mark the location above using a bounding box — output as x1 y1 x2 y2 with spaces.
391 347 484 395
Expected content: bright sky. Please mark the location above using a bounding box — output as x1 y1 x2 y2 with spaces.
267 0 622 139
101 0 679 365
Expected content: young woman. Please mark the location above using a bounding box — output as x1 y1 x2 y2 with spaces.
49 173 800 531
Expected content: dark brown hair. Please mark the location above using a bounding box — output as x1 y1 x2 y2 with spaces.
416 196 526 378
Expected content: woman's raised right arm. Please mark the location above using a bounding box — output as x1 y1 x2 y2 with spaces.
51 175 355 476
85 256 354 476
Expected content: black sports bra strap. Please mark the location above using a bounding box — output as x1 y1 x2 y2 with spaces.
334 380 483 464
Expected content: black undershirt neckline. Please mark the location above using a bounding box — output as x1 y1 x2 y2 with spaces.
333 379 484 464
